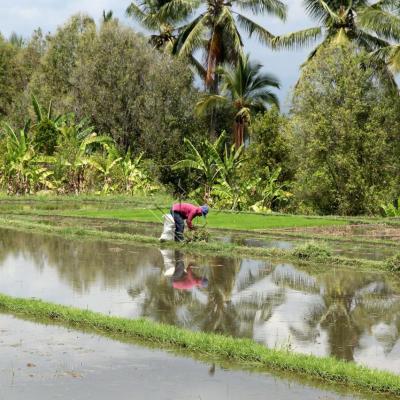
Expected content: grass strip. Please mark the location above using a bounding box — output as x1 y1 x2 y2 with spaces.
5 209 400 249
0 293 399 396
0 207 348 230
0 216 393 274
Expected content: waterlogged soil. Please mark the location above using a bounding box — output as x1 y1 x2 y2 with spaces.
286 224 400 241
0 229 400 375
2 314 372 400
5 214 399 262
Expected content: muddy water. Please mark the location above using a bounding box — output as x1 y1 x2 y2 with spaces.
0 228 399 374
9 214 399 261
0 314 386 400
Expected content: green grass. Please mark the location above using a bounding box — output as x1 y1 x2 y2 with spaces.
0 216 393 274
37 208 348 230
0 293 399 396
5 209 400 249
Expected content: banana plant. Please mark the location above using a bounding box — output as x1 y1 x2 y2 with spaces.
55 121 112 193
380 197 400 217
0 123 54 194
120 150 158 194
173 135 225 201
250 167 292 212
88 143 122 194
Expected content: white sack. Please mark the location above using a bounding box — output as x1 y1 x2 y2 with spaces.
159 214 175 242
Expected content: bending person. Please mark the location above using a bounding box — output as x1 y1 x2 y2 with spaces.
171 203 209 242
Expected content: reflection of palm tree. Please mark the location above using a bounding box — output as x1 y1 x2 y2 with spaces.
274 266 400 362
199 256 241 335
129 274 192 325
196 257 284 338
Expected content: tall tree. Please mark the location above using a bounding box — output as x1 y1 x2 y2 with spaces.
272 0 400 84
361 0 400 74
126 0 198 52
172 0 287 90
291 44 400 215
196 54 280 148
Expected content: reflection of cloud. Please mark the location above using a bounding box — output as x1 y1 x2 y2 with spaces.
355 327 400 374
253 288 329 357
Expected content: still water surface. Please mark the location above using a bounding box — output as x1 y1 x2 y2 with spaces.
0 228 399 374
0 314 383 400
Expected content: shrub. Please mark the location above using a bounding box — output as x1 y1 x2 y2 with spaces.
385 253 400 272
292 241 332 260
291 44 400 215
33 118 59 155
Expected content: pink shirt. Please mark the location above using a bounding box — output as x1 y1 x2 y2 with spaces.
172 203 202 229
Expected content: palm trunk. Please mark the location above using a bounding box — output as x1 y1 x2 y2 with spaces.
234 118 245 149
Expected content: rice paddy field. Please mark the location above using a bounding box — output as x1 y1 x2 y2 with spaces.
0 195 399 398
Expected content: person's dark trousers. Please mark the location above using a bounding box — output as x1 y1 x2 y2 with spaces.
171 211 185 242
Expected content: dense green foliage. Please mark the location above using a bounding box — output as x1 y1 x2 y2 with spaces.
1 1 400 215
291 44 400 215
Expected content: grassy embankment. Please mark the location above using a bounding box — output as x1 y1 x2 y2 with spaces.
0 216 397 274
0 293 399 396
7 209 400 249
1 193 399 231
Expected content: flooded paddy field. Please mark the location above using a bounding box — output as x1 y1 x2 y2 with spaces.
286 224 400 241
0 228 399 374
0 313 387 400
5 213 399 262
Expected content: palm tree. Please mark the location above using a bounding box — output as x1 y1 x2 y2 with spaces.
272 0 400 74
126 0 198 51
196 54 280 148
361 0 400 74
172 0 287 89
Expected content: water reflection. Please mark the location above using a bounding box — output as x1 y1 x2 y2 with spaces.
0 228 399 373
7 214 398 261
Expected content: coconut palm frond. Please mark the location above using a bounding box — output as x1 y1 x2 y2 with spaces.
272 27 322 50
158 0 200 21
235 0 287 20
195 95 228 116
304 0 340 23
235 13 275 46
173 13 207 57
358 7 400 41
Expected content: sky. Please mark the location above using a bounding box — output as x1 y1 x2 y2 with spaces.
0 0 316 106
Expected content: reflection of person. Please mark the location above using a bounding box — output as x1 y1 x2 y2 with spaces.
160 249 208 290
171 203 209 242
173 265 208 291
